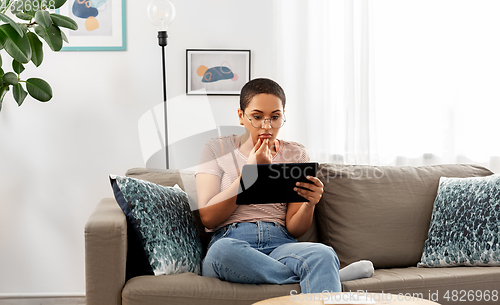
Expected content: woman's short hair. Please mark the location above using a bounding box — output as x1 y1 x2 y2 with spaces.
239 78 286 111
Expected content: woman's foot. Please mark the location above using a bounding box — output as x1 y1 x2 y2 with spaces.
339 260 374 282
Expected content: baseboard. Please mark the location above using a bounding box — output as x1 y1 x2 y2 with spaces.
0 293 85 305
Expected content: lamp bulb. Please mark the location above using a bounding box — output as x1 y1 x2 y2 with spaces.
147 0 176 31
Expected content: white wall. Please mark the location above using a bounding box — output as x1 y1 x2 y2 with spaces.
0 0 277 295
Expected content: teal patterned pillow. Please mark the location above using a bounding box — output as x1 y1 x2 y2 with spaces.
418 174 500 267
110 175 203 275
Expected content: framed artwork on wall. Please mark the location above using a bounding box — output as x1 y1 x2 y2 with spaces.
186 49 251 95
56 0 127 51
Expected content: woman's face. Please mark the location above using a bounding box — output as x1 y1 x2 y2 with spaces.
238 93 285 146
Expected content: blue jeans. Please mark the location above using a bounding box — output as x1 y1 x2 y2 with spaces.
202 221 341 293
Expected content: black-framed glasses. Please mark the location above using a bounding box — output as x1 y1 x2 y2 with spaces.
243 112 286 129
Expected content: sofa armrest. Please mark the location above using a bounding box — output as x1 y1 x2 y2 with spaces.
85 198 127 305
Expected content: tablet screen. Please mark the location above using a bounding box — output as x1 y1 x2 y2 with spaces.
236 162 319 205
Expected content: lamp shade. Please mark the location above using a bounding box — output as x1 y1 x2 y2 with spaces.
147 0 176 31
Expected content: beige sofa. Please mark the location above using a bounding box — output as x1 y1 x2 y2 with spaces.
85 164 500 305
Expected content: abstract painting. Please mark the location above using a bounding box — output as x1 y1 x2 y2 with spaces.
57 0 126 51
186 49 251 95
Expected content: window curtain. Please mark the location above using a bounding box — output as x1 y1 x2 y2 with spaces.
276 0 500 173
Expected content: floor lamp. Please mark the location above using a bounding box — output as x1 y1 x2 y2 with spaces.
147 0 176 169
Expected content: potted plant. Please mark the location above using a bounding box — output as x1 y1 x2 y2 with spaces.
0 0 77 111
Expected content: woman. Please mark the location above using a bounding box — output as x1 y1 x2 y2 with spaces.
195 78 372 293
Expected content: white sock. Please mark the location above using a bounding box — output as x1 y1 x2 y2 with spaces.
339 260 374 282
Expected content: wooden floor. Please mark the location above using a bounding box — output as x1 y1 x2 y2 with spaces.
0 296 85 305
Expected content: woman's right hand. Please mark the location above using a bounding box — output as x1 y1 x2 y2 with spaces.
247 138 272 164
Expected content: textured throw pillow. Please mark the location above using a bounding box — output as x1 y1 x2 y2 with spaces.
418 174 500 267
110 175 203 275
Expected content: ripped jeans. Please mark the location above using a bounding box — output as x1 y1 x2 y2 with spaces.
202 221 341 293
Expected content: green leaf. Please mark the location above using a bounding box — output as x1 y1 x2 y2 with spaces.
0 85 9 111
34 10 52 28
60 29 68 43
0 24 32 63
27 32 43 67
15 11 33 21
34 24 62 52
54 0 67 9
26 77 52 102
13 83 27 106
50 13 78 31
3 72 18 85
0 12 25 37
0 53 2 67
0 67 4 78
12 59 25 74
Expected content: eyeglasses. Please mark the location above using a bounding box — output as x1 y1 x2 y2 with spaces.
243 112 286 129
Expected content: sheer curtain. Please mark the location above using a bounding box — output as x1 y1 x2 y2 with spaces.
276 0 500 173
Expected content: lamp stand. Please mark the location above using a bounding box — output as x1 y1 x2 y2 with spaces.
158 31 169 169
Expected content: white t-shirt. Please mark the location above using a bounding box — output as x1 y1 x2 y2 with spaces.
195 134 310 232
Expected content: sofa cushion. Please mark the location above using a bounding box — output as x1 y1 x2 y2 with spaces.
111 175 203 276
126 168 185 187
125 168 199 210
418 174 500 267
122 273 300 305
315 164 493 269
342 266 500 305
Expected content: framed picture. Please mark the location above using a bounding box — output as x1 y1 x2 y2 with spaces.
56 0 127 51
186 49 251 95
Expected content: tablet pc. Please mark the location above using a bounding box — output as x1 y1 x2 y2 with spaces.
236 162 319 205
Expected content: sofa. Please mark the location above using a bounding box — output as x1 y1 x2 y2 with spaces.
85 163 500 305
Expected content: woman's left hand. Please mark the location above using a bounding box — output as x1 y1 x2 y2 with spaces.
294 176 324 207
